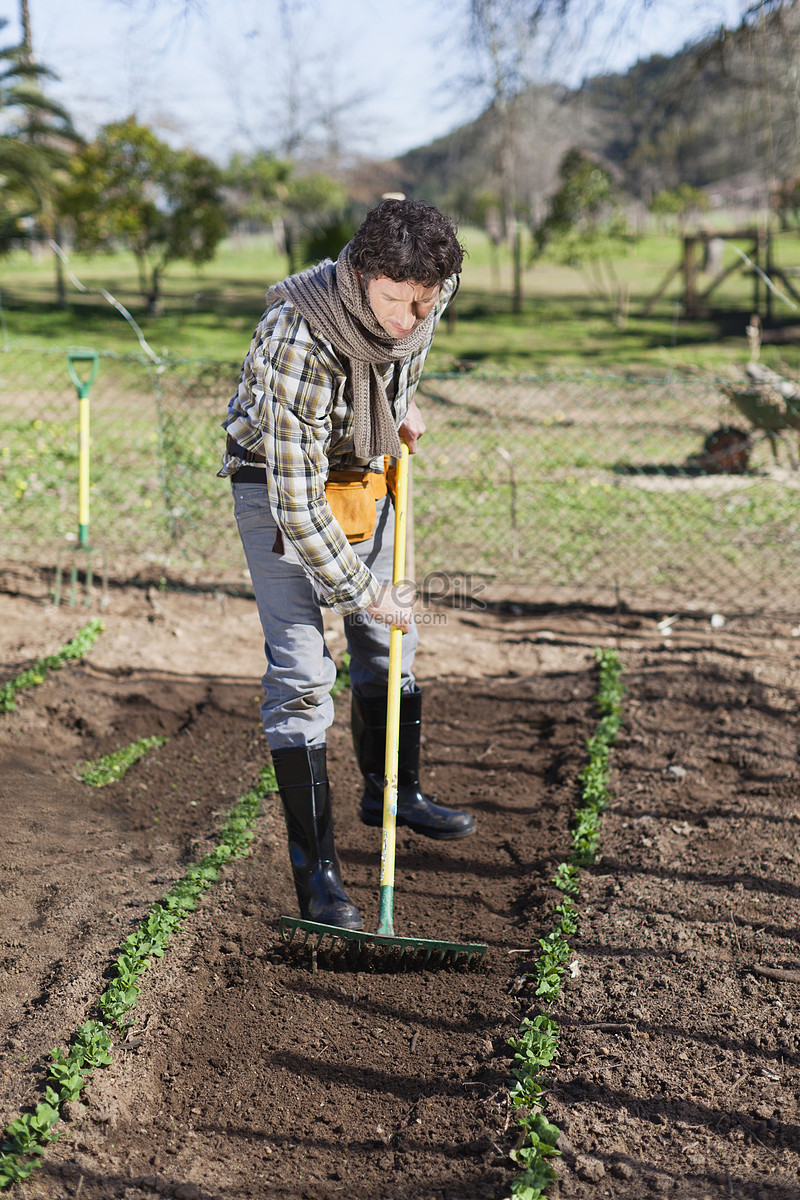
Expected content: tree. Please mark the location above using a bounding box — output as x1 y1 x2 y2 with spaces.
284 171 349 270
649 183 710 231
61 117 227 313
465 0 539 312
535 148 633 323
0 17 81 266
224 150 293 264
772 175 800 231
224 151 350 271
297 214 358 269
447 183 506 287
224 150 292 231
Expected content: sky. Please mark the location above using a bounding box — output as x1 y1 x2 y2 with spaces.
2 0 751 163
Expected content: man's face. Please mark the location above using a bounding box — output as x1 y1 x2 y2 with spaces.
365 276 440 339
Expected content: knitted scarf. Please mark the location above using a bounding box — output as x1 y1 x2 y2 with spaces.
264 241 439 460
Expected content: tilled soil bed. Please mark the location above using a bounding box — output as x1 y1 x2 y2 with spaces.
1 574 799 1200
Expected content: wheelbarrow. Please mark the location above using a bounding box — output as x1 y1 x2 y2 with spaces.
703 361 800 472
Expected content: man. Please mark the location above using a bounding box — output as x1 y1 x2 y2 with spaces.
219 198 476 932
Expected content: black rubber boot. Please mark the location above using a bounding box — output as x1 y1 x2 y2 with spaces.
351 687 476 840
271 744 363 929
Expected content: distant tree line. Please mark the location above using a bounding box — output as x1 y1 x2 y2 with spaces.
399 0 800 314
0 18 362 312
4 1 800 318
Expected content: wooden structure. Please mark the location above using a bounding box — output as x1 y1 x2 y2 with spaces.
642 228 800 320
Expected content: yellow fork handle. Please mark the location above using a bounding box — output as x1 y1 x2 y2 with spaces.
377 444 409 936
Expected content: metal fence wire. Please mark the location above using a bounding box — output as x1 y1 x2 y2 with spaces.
2 345 799 615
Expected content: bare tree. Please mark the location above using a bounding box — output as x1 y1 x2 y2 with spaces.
459 0 634 309
241 3 371 170
745 1 800 184
465 0 542 311
111 0 368 169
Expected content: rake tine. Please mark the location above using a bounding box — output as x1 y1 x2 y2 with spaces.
84 554 94 607
53 553 63 607
68 561 79 607
51 547 108 610
277 915 487 971
99 551 109 611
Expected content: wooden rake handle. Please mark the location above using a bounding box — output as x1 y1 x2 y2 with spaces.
377 444 410 937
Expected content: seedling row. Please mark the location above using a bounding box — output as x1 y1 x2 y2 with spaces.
1 624 623 1198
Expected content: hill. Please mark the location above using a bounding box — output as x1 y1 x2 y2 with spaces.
395 5 800 213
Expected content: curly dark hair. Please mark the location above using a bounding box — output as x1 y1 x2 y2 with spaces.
348 199 464 286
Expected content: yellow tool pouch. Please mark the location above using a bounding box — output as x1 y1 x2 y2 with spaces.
325 462 390 544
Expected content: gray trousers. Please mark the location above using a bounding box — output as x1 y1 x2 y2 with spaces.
232 479 418 750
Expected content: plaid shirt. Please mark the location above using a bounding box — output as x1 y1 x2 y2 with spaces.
219 275 457 614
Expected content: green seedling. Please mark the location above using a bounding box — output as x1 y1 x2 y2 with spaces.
0 1090 63 1186
70 1022 113 1069
1 619 104 712
504 649 623 1200
97 982 141 1025
506 1015 562 1199
0 1024 112 1185
79 735 167 786
1 1106 59 1157
0 765 277 1188
96 763 275 1028
47 1052 87 1102
533 932 571 1002
552 862 579 895
552 900 578 938
0 1152 40 1185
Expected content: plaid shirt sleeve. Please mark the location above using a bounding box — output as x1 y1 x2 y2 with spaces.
227 305 380 615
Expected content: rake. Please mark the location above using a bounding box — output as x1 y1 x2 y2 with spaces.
53 349 108 608
279 445 487 970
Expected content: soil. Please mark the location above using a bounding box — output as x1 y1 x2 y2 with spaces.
1 566 800 1200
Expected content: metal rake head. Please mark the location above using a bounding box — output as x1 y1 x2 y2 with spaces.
278 916 487 971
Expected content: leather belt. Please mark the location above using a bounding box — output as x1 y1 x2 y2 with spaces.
226 433 376 484
227 433 265 463
231 464 267 483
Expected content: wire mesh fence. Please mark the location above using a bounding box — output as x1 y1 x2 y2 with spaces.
2 344 799 615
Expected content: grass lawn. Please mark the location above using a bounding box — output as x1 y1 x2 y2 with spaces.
2 225 800 375
2 225 798 608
